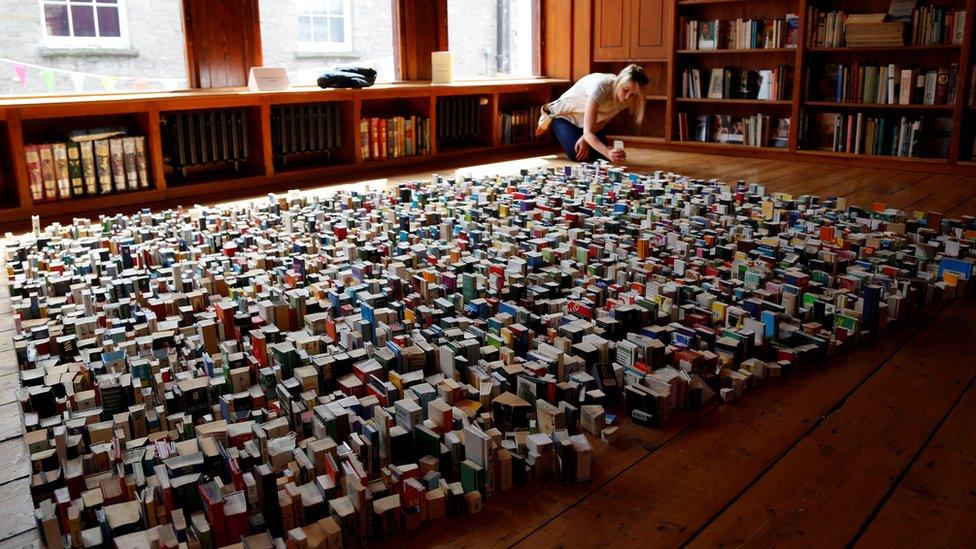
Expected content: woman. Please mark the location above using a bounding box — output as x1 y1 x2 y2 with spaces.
538 64 650 164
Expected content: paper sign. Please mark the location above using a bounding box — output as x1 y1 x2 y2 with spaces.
248 67 289 92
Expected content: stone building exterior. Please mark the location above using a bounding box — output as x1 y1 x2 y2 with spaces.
0 0 532 96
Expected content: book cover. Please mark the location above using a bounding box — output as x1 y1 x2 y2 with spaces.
108 137 127 192
66 141 84 197
707 68 725 98
134 136 150 188
94 139 113 194
80 140 97 195
52 142 71 200
122 137 139 190
24 144 44 202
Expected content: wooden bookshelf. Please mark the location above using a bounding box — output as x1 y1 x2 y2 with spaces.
583 0 976 175
0 79 564 231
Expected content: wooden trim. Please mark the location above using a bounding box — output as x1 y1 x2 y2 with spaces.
393 0 449 81
6 110 31 210
950 0 976 162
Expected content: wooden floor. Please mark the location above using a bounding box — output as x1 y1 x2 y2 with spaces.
1 150 976 548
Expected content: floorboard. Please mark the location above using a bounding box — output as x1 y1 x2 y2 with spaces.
687 299 976 547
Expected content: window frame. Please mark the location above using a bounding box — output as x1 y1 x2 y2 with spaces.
295 0 354 54
38 0 130 50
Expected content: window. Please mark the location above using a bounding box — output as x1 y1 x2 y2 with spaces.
448 0 537 80
259 0 396 85
1 0 188 96
40 0 129 49
297 0 352 53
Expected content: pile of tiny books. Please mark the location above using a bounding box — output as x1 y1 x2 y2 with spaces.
4 162 973 548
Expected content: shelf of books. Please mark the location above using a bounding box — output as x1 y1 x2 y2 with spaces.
598 0 976 172
0 79 563 230
671 0 801 150
797 0 970 164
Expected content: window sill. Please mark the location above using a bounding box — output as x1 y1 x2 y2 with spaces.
39 46 139 58
293 51 361 60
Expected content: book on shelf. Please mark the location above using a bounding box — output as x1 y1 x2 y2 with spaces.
685 66 791 100
807 5 966 47
813 63 958 105
500 106 542 145
161 108 249 179
800 110 949 158
687 113 788 148
361 116 430 161
681 15 799 51
270 103 343 167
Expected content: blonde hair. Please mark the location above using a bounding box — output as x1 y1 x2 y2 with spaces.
614 64 650 125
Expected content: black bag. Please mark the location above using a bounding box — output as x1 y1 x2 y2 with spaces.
317 67 377 89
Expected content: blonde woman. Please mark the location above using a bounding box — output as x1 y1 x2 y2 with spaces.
539 64 650 164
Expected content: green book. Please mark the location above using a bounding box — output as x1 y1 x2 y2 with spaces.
66 142 85 197
460 459 484 494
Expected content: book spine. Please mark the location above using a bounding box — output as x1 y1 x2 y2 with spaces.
94 139 113 194
80 140 97 195
123 137 139 190
109 137 127 192
24 145 44 203
52 142 71 200
135 136 150 188
66 142 85 197
39 144 57 201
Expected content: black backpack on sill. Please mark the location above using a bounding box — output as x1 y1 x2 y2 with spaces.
317 67 377 89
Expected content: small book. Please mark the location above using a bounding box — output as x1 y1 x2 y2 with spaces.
707 68 725 98
38 144 58 200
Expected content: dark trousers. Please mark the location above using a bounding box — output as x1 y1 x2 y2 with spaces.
551 117 607 162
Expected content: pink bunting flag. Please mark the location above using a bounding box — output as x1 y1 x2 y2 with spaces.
13 64 26 86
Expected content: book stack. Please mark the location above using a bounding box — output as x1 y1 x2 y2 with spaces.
680 113 789 148
7 161 972 547
359 115 430 160
844 13 905 48
270 103 343 167
436 96 484 149
160 109 250 180
685 66 792 100
814 63 958 105
24 127 150 203
499 106 543 145
807 9 848 47
680 15 800 50
801 111 945 157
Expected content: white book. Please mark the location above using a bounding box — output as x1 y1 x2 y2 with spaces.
923 71 937 105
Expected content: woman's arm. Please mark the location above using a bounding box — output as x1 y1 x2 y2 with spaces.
581 97 612 158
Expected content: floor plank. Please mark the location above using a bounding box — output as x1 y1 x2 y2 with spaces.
854 377 976 547
687 298 976 547
511 305 939 548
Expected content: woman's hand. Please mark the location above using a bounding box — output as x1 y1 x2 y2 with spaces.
608 148 627 164
574 136 590 161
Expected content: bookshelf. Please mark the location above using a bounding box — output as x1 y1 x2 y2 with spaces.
588 0 976 174
0 79 563 231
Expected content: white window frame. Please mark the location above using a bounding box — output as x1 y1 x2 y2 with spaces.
39 0 130 49
295 0 353 53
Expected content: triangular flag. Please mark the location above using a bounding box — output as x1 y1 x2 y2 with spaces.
70 72 86 92
133 78 149 91
41 69 55 92
13 64 26 86
100 75 116 91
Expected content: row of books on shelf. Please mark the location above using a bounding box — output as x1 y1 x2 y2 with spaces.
679 16 800 51
801 112 950 158
161 110 250 176
814 63 958 106
499 107 543 145
678 112 789 148
271 103 343 163
806 6 965 48
24 131 150 203
682 66 792 101
359 116 431 161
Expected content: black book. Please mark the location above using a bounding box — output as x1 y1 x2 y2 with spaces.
311 104 321 151
173 114 186 168
332 104 342 148
239 110 249 159
218 110 228 161
299 104 308 152
197 111 208 164
209 111 219 161
186 113 198 166
230 108 241 160
288 106 298 154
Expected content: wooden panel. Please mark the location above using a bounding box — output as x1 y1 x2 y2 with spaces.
183 0 262 88
543 0 573 78
394 0 448 81
630 0 670 60
572 0 594 79
592 0 631 61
